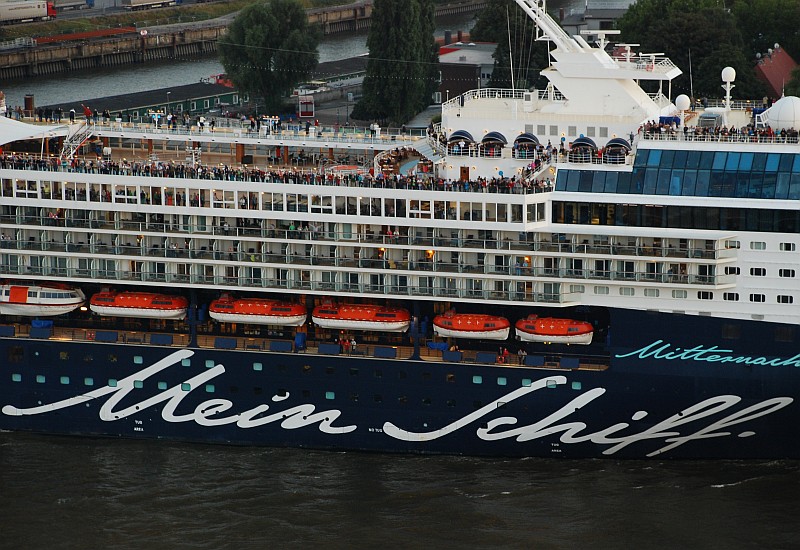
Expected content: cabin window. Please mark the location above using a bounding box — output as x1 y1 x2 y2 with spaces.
644 288 659 297
108 379 117 387
422 397 432 405
546 379 558 389
725 266 740 275
446 399 456 407
326 367 335 375
594 286 609 295
472 375 483 384
721 324 741 340
447 374 455 383
134 380 143 389
60 352 69 361
11 374 21 382
750 267 766 276
253 362 263 371
497 377 507 386
374 395 383 403
181 383 191 392
182 358 191 367
374 369 382 378
324 391 335 400
780 269 795 278
571 381 582 390
726 240 740 249
521 378 532 387
158 382 168 390
84 377 93 386
778 295 794 304
350 393 359 402
36 375 45 384
672 290 688 298
398 396 408 404
723 293 739 301
750 293 765 303
698 291 713 300
134 355 143 364
206 385 215 393
349 368 359 376
619 287 635 296
780 242 795 251
205 359 215 369
750 241 766 250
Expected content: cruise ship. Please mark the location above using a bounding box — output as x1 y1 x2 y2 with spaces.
0 0 798 458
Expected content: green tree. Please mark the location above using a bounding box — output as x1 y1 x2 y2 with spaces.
352 0 438 125
618 0 765 99
217 0 320 113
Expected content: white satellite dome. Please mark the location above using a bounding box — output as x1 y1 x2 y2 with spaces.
765 96 800 130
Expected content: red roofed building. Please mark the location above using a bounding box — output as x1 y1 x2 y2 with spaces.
755 46 797 98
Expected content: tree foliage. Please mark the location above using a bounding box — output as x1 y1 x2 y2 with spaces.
217 0 320 113
352 0 438 125
618 0 765 99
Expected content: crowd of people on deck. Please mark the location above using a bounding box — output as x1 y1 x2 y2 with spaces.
640 119 800 142
0 152 554 195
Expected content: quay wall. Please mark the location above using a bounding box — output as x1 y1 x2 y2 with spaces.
0 0 486 80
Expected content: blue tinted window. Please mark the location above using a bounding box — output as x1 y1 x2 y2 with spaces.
779 154 793 172
669 171 683 195
643 169 658 194
760 173 776 199
682 170 697 195
789 174 800 200
699 152 714 169
738 152 754 171
565 170 580 191
747 173 764 198
604 172 619 193
696 171 710 196
578 171 593 192
646 149 661 166
752 153 767 172
765 153 780 172
775 173 791 199
656 169 671 194
673 149 687 167
792 155 800 173
660 149 675 167
686 150 701 169
712 152 727 170
735 172 751 198
725 152 740 171
591 172 606 192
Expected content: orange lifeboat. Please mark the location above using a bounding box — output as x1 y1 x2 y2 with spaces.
89 291 188 320
433 312 510 340
209 296 307 326
0 282 85 316
515 315 593 345
311 303 410 332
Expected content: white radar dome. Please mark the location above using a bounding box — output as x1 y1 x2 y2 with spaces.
721 66 736 82
675 94 691 111
765 96 800 130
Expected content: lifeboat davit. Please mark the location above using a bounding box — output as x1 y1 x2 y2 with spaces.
312 303 410 332
90 291 188 320
515 315 594 345
432 312 510 340
0 283 85 316
209 296 307 326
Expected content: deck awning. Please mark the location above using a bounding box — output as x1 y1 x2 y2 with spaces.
605 137 631 150
0 117 69 147
481 131 507 144
571 136 597 149
448 130 475 143
514 132 539 144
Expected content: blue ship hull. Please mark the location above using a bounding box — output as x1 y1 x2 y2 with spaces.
1 309 798 459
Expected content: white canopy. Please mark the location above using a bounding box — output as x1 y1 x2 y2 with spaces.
0 116 69 147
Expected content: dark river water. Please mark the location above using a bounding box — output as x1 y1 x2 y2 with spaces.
1 432 798 548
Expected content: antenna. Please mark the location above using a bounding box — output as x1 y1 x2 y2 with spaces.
617 43 639 65
580 29 620 50
688 48 694 105
507 5 515 91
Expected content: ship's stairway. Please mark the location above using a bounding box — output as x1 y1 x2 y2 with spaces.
59 122 93 160
414 138 444 164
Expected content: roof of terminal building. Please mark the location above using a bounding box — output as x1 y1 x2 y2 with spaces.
40 82 235 114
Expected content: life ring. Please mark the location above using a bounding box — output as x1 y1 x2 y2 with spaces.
86 330 95 341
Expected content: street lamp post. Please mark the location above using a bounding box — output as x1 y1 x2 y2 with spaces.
166 91 171 116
